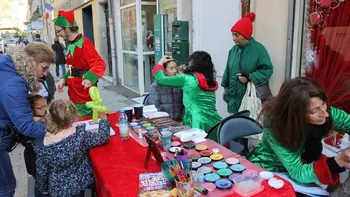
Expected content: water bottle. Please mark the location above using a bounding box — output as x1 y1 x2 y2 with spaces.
119 109 129 140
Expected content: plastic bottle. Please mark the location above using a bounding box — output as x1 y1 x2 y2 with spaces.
119 109 129 140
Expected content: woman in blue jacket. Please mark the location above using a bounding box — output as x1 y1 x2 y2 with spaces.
0 43 55 197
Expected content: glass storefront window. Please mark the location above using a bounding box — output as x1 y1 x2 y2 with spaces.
141 5 157 52
159 0 177 55
121 0 135 6
121 6 137 51
123 53 139 91
144 55 155 92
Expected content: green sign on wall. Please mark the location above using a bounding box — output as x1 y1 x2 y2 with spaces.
154 14 163 65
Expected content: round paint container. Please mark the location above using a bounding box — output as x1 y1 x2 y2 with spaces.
210 153 224 161
191 162 202 170
204 173 220 183
200 150 213 157
171 141 181 147
198 157 212 165
130 122 138 126
169 147 182 153
143 123 152 127
203 183 216 192
184 141 195 149
230 164 246 173
145 126 155 131
242 169 258 175
195 144 208 151
197 166 212 174
213 161 228 170
188 153 201 161
215 179 233 190
132 125 142 130
228 173 242 182
225 157 240 165
217 168 233 178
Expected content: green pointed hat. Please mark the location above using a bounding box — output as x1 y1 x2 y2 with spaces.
55 10 78 27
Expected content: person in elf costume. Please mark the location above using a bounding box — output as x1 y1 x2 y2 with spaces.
221 12 273 114
55 10 106 117
248 77 350 186
152 52 222 140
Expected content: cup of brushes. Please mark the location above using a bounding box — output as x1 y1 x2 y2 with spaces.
85 87 109 123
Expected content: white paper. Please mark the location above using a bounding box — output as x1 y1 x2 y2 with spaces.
143 112 169 119
173 128 207 142
275 172 329 196
73 119 115 136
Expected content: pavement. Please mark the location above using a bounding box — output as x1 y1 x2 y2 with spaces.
10 69 137 197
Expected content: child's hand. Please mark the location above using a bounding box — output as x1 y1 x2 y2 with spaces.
99 112 107 120
158 56 172 65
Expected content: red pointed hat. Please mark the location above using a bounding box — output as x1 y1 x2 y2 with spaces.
55 10 78 27
231 12 256 39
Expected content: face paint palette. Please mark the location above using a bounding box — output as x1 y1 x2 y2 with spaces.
230 164 246 173
169 147 182 153
198 157 212 165
200 150 213 157
188 153 201 161
195 144 208 151
191 161 202 170
204 173 220 183
215 179 233 190
210 153 224 161
183 141 195 149
225 157 240 165
197 166 212 174
213 161 228 170
217 168 233 178
170 141 181 147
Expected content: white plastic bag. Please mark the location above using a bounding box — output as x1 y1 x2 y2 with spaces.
239 82 263 141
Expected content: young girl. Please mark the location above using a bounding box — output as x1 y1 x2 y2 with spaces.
22 95 47 197
34 99 110 197
152 52 222 140
144 59 184 121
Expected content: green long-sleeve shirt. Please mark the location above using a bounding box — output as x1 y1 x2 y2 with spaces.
248 107 350 184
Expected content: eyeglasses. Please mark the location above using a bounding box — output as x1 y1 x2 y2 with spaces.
56 28 64 34
37 62 49 72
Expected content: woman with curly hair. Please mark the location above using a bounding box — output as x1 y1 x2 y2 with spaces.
34 99 110 197
152 51 222 140
0 43 55 197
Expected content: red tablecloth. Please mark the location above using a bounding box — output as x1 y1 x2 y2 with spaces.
87 112 296 197
88 112 161 197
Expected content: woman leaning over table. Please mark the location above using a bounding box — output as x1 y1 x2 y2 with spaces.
152 52 222 140
0 43 55 197
248 77 350 186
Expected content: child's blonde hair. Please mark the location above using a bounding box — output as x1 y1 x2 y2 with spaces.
46 99 78 134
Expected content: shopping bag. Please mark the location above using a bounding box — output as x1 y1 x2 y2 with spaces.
239 82 263 143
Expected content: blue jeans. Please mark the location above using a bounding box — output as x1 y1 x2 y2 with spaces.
56 64 66 76
0 149 16 197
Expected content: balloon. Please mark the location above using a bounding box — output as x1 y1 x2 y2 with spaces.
86 87 109 123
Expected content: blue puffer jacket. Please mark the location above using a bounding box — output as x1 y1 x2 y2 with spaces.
0 54 46 150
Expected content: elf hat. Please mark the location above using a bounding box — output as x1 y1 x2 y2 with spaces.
55 10 78 27
231 12 256 39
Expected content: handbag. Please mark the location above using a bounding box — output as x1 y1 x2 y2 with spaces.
5 124 22 152
238 49 272 103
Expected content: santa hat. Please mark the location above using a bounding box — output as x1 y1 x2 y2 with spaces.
231 12 256 39
54 10 78 27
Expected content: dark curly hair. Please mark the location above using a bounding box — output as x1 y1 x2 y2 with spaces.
184 51 217 88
